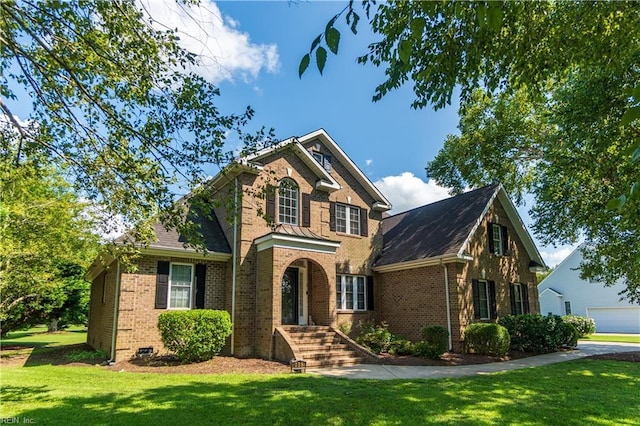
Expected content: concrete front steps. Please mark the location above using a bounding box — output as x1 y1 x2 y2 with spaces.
282 326 375 368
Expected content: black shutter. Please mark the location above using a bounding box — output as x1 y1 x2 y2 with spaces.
155 261 170 309
266 188 275 223
509 283 516 315
195 264 206 309
329 201 336 231
360 207 368 237
489 280 497 319
472 279 480 319
366 276 374 311
522 284 530 314
302 193 311 227
487 222 495 254
502 225 509 255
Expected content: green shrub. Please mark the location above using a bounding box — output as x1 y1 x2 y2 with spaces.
463 323 510 356
559 322 579 348
421 325 449 356
388 337 415 355
562 315 596 337
356 322 392 354
157 310 232 363
413 341 444 359
499 314 576 354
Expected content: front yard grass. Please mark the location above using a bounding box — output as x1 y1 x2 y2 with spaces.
580 334 640 344
2 359 639 425
2 328 639 425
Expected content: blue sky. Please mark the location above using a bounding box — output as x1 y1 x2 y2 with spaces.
5 0 576 266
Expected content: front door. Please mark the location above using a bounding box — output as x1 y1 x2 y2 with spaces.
281 267 299 325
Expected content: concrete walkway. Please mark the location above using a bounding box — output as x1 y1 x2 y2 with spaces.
309 341 639 380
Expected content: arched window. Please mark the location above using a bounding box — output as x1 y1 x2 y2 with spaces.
278 178 298 225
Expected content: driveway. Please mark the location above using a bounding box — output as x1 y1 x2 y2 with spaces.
310 341 639 380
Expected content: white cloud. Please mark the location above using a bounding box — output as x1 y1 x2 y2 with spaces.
540 247 575 268
365 159 373 166
375 172 450 214
140 0 279 83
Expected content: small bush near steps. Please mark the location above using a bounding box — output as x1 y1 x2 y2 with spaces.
158 310 232 363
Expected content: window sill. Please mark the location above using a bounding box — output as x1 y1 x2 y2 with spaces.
335 232 363 239
336 309 369 313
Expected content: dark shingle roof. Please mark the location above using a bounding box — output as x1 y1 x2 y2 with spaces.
116 207 231 254
374 184 500 267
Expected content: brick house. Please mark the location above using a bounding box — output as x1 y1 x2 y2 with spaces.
86 129 545 365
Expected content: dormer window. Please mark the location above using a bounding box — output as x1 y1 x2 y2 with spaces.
278 178 298 225
311 151 332 172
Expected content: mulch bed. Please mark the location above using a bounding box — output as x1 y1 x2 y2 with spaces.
2 344 638 374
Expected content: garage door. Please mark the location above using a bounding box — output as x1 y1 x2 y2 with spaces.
587 307 640 334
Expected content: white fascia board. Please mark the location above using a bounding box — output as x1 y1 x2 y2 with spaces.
372 201 392 212
373 253 471 273
141 247 232 262
303 129 393 210
316 180 341 192
84 253 116 281
255 233 341 254
539 288 563 297
496 189 546 268
455 185 546 268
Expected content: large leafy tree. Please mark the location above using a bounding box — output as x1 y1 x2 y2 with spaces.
301 1 640 302
1 0 269 244
0 154 99 335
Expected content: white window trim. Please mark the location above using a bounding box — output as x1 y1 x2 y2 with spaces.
564 300 572 315
168 262 194 310
478 279 490 320
278 178 299 225
336 274 367 311
336 203 360 235
312 151 332 172
492 224 503 256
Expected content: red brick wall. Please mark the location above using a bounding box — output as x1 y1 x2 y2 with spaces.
108 255 228 361
87 261 118 357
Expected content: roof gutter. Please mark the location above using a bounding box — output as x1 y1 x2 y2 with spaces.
372 253 473 273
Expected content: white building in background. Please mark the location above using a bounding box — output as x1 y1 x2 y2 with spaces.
538 245 640 334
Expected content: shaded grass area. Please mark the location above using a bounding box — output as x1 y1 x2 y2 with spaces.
1 325 87 351
2 360 639 425
580 334 640 344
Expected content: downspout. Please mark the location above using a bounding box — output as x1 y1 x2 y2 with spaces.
109 260 121 363
230 177 239 355
443 264 453 351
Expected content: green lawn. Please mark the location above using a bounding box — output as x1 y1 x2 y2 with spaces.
2 329 639 425
580 334 640 344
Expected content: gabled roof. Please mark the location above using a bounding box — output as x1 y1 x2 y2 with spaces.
241 129 392 211
539 287 563 297
374 184 546 271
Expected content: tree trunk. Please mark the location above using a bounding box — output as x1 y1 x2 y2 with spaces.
48 318 59 333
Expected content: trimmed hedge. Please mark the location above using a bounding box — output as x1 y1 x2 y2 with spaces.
419 325 449 359
562 315 596 337
158 310 232 363
463 323 510 357
498 314 577 354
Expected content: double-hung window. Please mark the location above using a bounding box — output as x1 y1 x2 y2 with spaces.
476 280 490 319
336 275 366 310
512 283 524 315
492 224 504 255
336 204 360 235
278 178 298 225
169 263 194 309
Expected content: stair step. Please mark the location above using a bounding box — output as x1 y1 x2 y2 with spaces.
297 344 349 352
305 357 364 368
303 351 361 361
